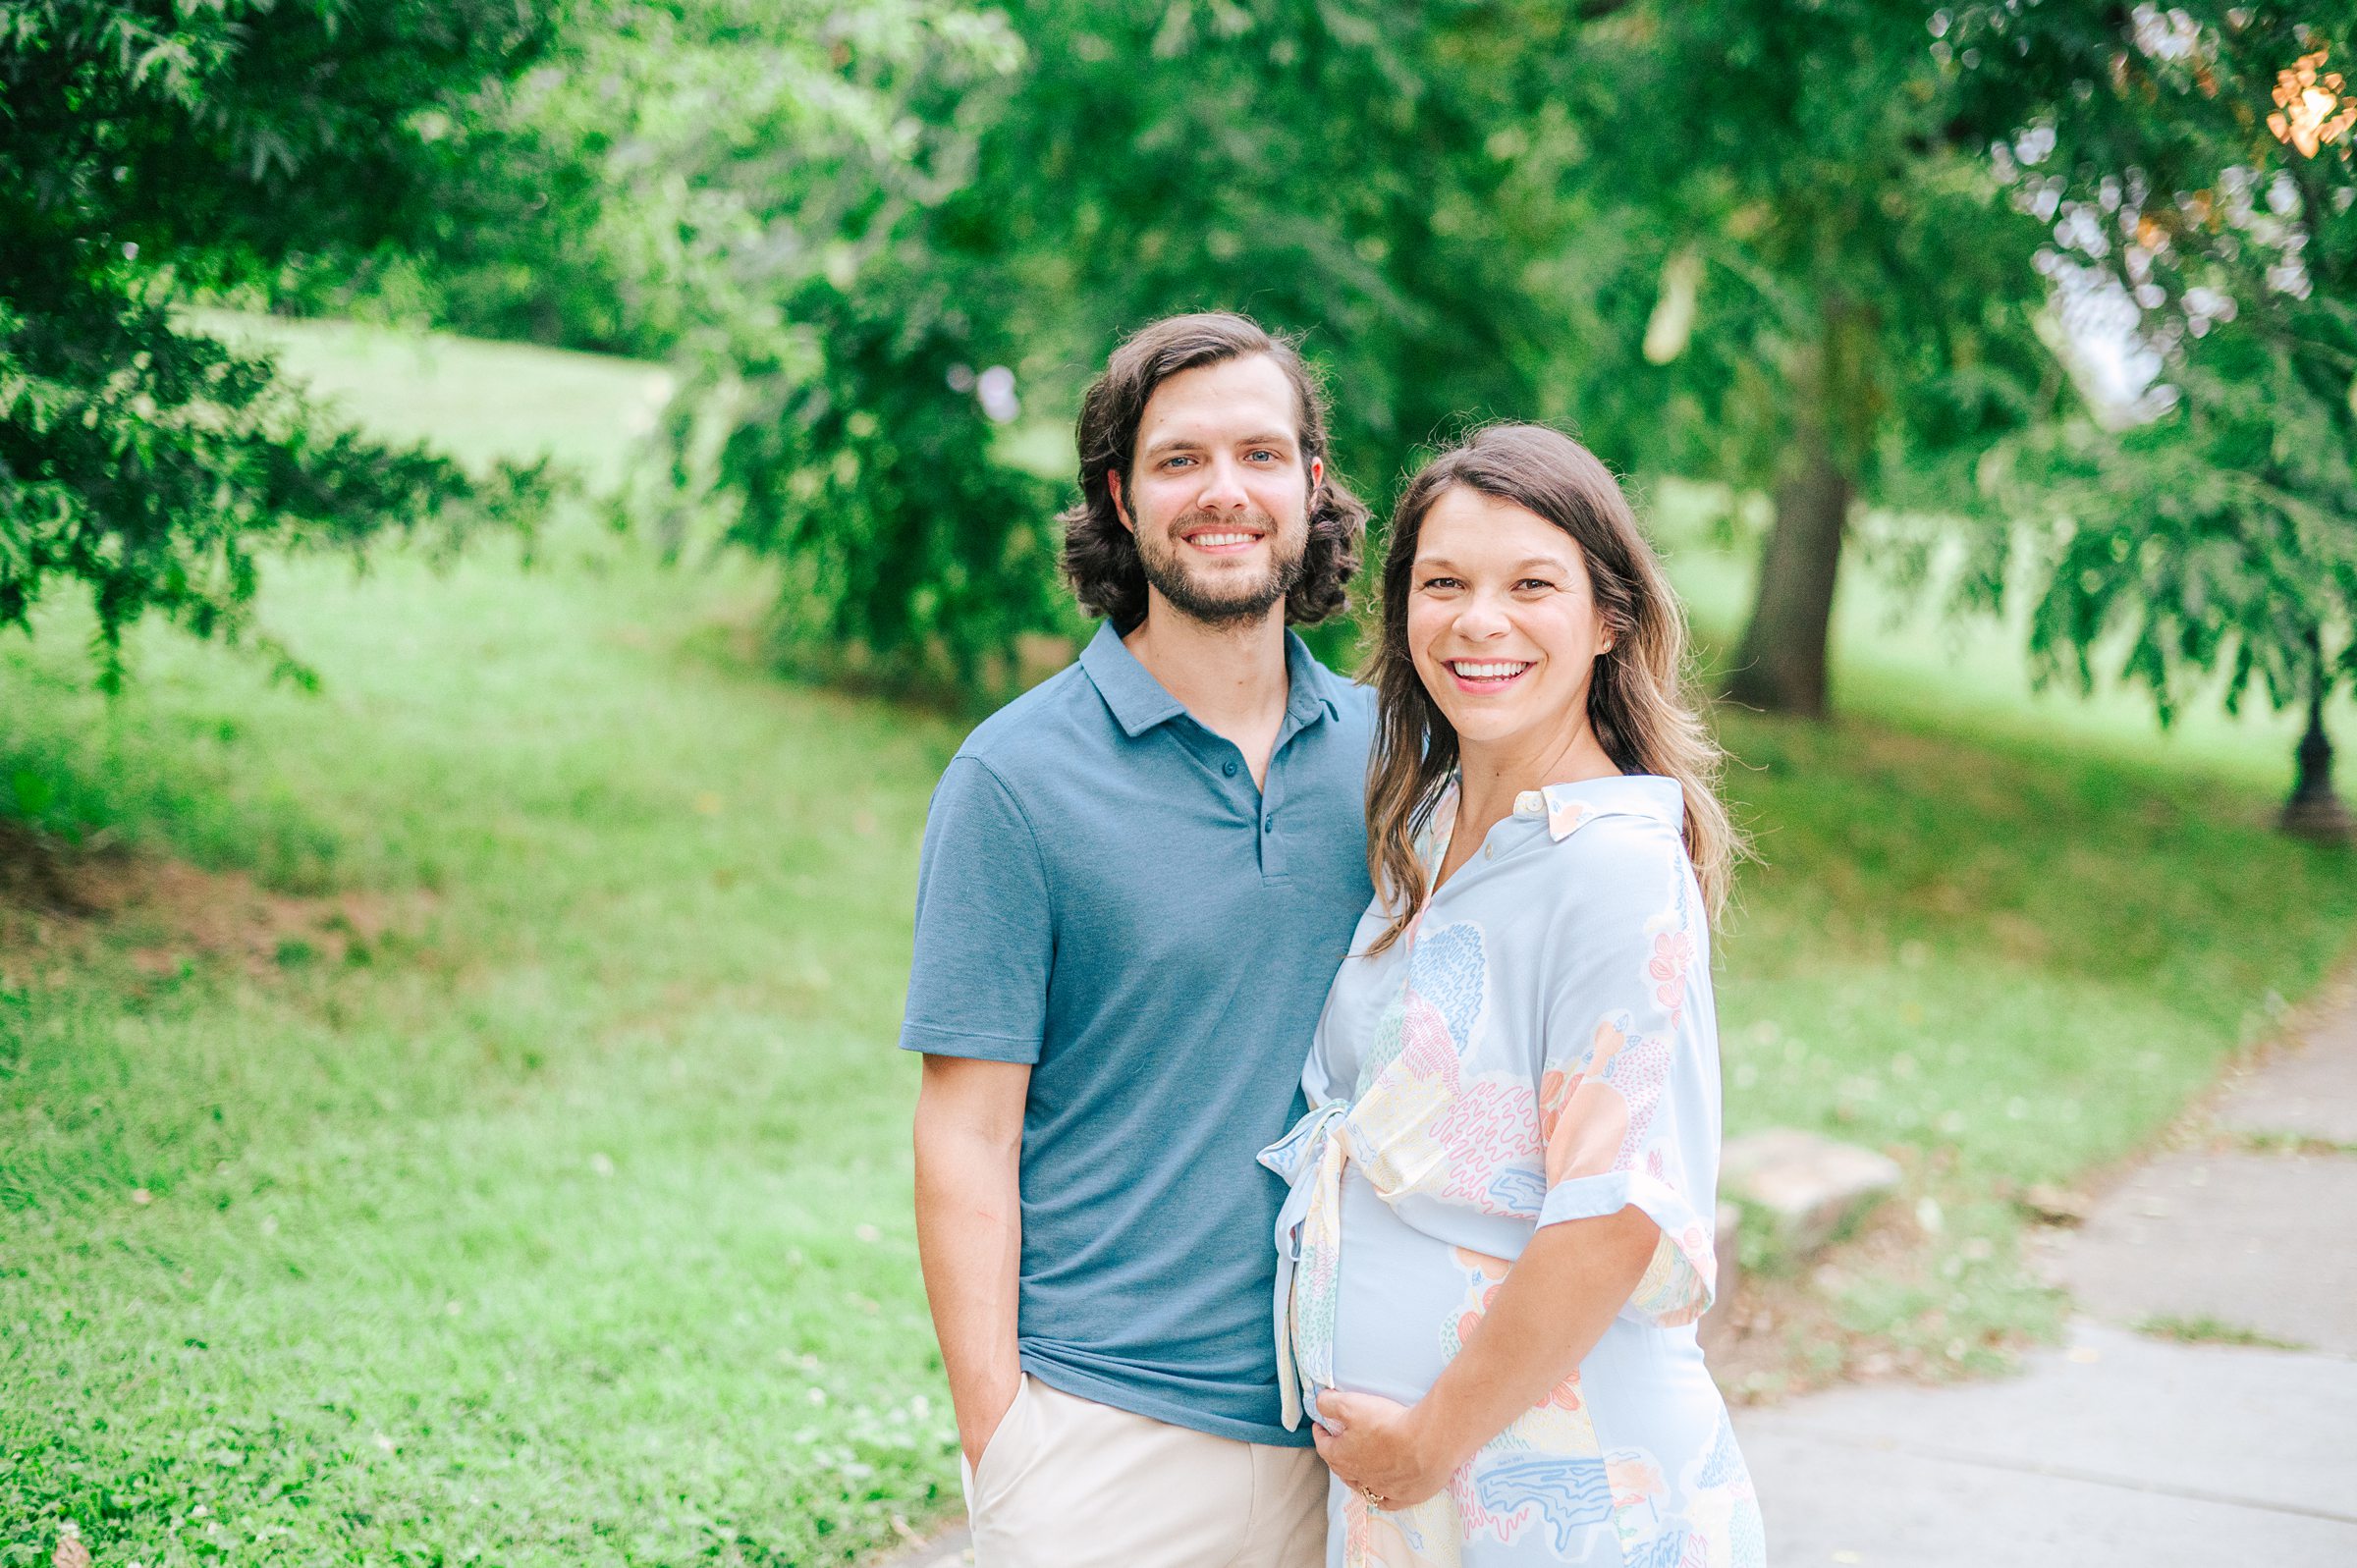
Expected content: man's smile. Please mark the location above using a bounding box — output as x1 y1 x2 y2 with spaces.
1180 526 1266 555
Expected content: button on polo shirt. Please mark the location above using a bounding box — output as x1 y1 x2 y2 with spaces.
900 622 1375 1445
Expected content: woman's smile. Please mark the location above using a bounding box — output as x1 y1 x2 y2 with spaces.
1443 658 1536 694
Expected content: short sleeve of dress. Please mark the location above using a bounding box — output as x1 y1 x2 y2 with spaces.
1533 813 1720 1327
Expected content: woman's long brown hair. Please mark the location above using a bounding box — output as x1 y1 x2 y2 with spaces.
1363 424 1742 954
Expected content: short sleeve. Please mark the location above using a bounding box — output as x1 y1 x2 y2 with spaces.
897 756 1053 1063
1532 816 1719 1327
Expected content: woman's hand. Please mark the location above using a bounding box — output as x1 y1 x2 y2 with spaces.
1311 1389 1461 1510
1313 1215 1660 1509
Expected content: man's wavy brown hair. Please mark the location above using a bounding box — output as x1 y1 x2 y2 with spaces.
1060 312 1368 631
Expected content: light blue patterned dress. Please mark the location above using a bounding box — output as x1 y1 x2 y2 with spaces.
1260 775 1764 1567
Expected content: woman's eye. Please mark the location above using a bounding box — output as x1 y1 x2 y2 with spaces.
1516 579 1556 592
1420 576 1461 591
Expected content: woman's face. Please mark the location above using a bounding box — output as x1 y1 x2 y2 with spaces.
1404 486 1614 757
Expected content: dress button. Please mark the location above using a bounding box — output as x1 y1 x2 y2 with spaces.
1514 789 1545 817
1265 816 1277 831
1223 760 1238 777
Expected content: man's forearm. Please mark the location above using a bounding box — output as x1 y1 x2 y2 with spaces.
913 1108 1024 1464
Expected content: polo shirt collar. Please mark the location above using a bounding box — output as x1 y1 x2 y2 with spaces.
1079 622 1185 737
1078 622 1343 739
1282 627 1345 729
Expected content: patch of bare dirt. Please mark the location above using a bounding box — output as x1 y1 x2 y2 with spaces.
1705 1197 2052 1407
0 817 91 915
1706 1210 1910 1405
0 817 421 986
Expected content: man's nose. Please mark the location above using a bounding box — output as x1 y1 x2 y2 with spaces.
1193 457 1252 513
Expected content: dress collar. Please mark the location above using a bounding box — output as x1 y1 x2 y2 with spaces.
1530 774 1685 841
1416 771 1684 874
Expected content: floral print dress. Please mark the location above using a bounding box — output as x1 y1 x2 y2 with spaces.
1260 775 1764 1568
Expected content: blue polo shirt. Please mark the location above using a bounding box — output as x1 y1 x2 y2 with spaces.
900 622 1374 1445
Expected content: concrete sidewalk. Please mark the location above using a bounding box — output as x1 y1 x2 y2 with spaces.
1744 985 2357 1565
1739 1321 2357 1565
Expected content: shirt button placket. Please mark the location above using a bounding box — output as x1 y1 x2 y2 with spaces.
1259 793 1287 880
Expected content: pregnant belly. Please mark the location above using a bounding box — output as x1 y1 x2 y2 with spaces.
1321 1162 1510 1409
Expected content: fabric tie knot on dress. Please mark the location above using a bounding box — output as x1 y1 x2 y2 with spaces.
1259 1100 1354 1433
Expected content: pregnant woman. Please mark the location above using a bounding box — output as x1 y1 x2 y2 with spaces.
1261 426 1764 1567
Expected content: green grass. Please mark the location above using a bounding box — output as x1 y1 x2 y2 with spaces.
4 313 2354 1563
2134 1315 2309 1351
186 307 677 493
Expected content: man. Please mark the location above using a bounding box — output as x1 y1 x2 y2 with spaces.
903 311 1376 1567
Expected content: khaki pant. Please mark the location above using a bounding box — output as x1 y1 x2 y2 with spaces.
959 1374 1328 1568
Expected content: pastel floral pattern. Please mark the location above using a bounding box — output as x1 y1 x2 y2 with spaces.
1263 775 1761 1565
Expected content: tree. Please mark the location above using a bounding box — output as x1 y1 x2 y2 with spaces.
328 0 1061 694
1957 5 2357 837
0 1 551 687
1995 322 2356 832
1549 0 2061 719
366 0 2057 710
328 0 2172 725
603 0 1617 697
625 0 1062 695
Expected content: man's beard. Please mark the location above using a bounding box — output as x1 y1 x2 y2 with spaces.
1134 508 1311 629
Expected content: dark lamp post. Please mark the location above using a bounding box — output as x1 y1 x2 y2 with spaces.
2281 631 2353 844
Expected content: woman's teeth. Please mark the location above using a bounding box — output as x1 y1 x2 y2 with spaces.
1450 661 1531 680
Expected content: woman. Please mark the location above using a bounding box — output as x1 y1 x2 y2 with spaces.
1260 426 1763 1566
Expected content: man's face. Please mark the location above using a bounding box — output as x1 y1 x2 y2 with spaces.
1111 353 1323 629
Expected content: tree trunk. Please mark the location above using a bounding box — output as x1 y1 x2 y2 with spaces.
1727 427 1851 719
2280 631 2352 843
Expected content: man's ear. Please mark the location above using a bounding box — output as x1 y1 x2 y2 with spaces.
1310 455 1324 494
1108 469 1134 532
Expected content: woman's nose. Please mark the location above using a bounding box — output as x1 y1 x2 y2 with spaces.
1455 599 1511 638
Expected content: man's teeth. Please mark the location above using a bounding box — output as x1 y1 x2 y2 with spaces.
1189 532 1257 547
1452 661 1530 679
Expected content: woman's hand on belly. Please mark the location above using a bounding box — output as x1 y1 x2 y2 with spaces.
1311 1387 1462 1510
1319 1205 1662 1509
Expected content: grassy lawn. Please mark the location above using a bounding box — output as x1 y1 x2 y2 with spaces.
4 315 2352 1565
